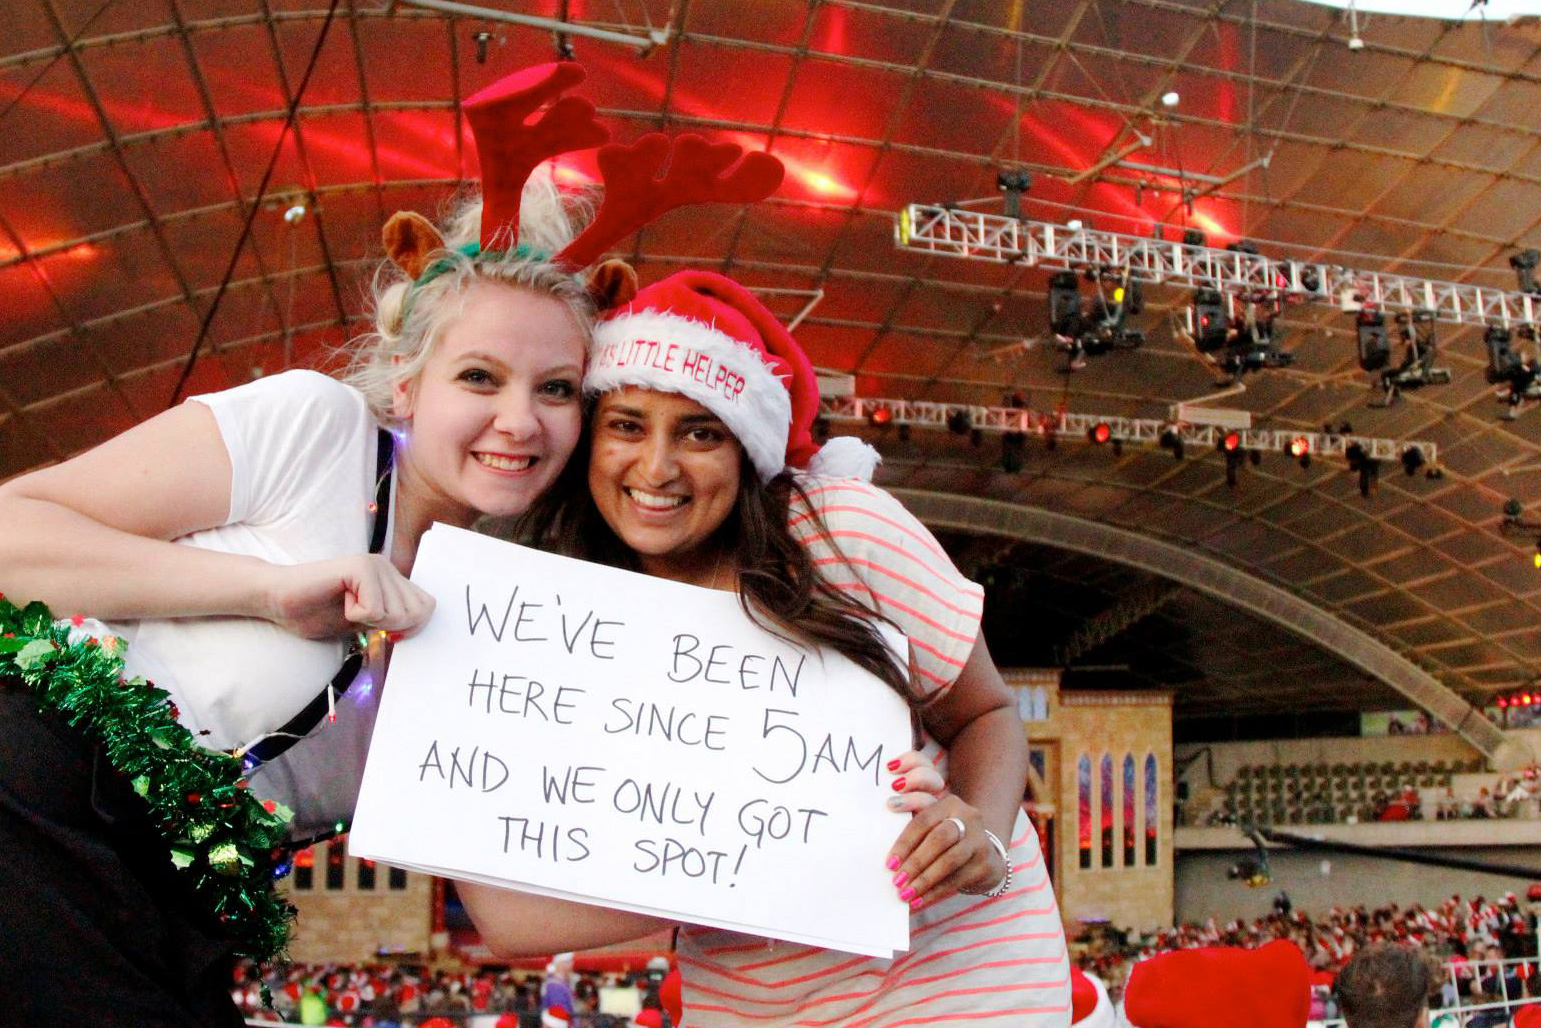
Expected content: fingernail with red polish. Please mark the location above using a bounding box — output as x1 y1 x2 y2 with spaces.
892 872 908 888
886 758 902 772
891 777 906 792
899 887 916 902
910 898 922 910
885 855 900 871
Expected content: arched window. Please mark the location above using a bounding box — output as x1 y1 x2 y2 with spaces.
1123 753 1137 867
1145 753 1159 865
1078 755 1092 869
1100 754 1114 868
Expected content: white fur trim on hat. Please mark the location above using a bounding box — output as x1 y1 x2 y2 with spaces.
1079 973 1115 1028
588 309 793 482
805 436 881 482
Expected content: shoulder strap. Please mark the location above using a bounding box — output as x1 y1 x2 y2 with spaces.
240 428 394 772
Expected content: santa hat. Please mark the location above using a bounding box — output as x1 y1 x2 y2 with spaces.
1071 967 1115 1028
1123 940 1310 1028
630 1010 664 1028
542 1008 572 1028
659 968 683 1026
588 270 875 482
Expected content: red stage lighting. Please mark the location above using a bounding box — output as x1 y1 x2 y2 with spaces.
1289 437 1311 459
868 407 892 427
1088 422 1112 445
1221 431 1242 453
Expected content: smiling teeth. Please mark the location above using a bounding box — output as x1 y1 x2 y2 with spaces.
476 453 535 471
626 488 688 510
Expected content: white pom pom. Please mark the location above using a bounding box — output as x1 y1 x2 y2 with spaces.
806 436 881 482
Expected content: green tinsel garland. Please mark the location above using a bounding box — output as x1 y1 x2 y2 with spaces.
0 595 297 962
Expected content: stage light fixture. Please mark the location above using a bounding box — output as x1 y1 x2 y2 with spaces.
1088 422 1112 445
1182 229 1207 248
970 428 983 447
897 423 911 442
1248 449 1263 467
1160 427 1185 461
1161 91 1180 107
1001 431 1027 473
997 168 1033 220
868 406 893 427
1485 325 1519 382
1345 442 1366 471
946 409 972 435
1400 446 1426 476
1192 289 1230 353
1375 310 1450 406
1224 449 1244 489
1289 436 1312 469
1220 431 1243 453
1511 250 1540 295
1049 271 1083 339
1356 310 1389 372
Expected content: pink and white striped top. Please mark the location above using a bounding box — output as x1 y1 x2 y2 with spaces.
674 478 1071 1027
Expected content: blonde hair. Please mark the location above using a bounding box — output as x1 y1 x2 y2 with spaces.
343 171 596 425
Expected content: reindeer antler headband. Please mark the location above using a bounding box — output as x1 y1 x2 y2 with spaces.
383 62 785 306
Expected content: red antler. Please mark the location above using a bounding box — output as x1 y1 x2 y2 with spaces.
556 134 785 269
463 62 609 251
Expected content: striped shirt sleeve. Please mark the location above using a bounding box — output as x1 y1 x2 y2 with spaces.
790 477 984 699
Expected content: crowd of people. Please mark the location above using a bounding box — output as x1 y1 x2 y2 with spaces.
233 958 670 1027
1074 892 1540 1014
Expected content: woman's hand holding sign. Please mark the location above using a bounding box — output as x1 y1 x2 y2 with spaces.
882 750 1009 909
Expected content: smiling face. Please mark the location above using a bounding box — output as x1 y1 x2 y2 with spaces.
393 280 586 528
588 387 743 583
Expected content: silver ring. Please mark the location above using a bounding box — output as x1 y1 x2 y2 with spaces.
944 816 967 841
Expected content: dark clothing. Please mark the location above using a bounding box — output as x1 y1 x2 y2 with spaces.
0 689 243 1028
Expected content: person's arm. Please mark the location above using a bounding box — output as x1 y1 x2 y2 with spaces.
0 402 271 619
455 882 674 957
0 401 433 637
884 629 1027 905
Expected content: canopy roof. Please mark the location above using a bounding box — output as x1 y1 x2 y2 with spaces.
6 0 1541 723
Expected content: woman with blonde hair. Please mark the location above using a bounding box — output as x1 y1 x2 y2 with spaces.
0 62 778 1027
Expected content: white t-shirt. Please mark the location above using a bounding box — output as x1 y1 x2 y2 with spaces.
99 369 392 834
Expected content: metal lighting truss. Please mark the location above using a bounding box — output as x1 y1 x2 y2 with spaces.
895 205 1541 329
819 395 1438 465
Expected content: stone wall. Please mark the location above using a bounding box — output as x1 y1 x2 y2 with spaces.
282 840 434 964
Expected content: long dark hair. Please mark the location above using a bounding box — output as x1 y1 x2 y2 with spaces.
516 423 920 708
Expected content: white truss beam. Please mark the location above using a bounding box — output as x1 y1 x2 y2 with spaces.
819 395 1438 465
895 205 1541 330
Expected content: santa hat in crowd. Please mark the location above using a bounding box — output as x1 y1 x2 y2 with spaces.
541 1007 572 1028
1070 967 1115 1028
1122 939 1310 1028
630 1009 664 1028
659 968 683 1026
587 270 879 483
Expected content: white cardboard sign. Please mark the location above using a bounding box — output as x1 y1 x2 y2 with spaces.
349 524 913 957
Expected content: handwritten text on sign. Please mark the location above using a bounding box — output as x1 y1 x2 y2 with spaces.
349 525 912 956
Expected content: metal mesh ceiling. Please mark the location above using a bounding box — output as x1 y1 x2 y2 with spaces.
6 0 1541 719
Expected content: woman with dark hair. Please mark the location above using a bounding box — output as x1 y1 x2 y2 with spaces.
464 271 1071 1027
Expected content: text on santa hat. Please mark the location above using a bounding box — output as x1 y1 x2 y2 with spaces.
596 338 747 401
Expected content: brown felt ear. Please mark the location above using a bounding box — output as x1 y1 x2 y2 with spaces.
382 211 446 281
587 258 639 311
